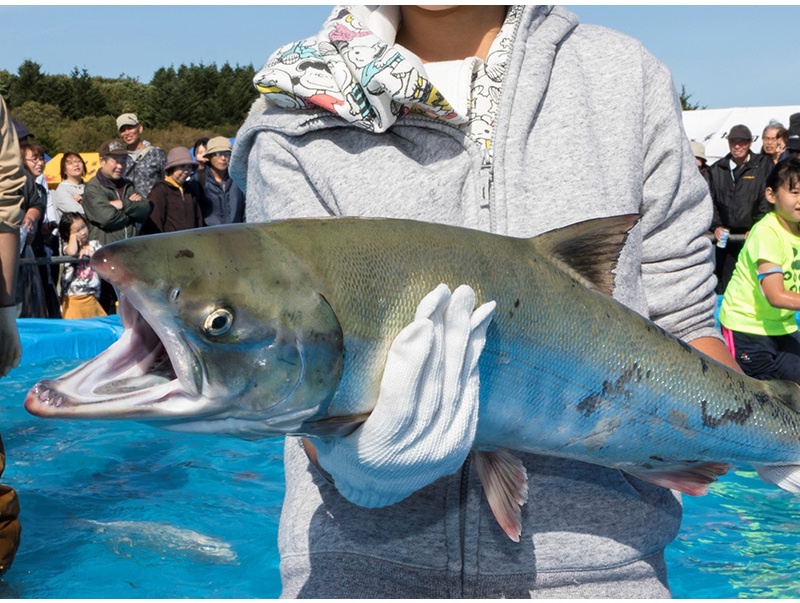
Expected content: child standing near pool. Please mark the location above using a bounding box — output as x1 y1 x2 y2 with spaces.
58 212 106 319
719 157 800 382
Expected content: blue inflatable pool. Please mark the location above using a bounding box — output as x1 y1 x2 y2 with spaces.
1 313 799 597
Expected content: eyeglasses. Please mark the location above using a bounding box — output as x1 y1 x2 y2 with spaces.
211 152 231 158
28 157 45 164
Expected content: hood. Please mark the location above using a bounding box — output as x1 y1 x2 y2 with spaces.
252 5 469 133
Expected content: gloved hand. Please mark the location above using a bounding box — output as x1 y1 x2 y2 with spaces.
0 306 20 379
313 284 496 508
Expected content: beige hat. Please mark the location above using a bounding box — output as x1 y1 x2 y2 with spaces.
164 146 199 171
690 140 707 163
116 113 140 131
205 136 232 155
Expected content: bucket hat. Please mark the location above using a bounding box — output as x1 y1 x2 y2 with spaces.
164 146 199 171
205 136 233 155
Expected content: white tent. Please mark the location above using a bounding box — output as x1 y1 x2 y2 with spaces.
681 105 799 163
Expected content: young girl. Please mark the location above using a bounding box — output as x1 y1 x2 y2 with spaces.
57 212 106 319
719 157 800 382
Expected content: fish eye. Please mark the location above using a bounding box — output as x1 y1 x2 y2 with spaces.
202 307 234 337
168 287 181 303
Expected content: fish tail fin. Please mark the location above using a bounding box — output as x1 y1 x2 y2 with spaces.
756 465 800 495
471 449 528 542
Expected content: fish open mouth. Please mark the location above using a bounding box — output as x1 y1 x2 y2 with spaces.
25 292 206 420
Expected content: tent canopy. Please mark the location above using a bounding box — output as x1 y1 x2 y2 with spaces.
44 152 101 190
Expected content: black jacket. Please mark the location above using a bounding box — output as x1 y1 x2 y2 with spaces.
708 152 772 233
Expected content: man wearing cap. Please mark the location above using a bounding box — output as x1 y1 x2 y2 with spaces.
200 136 245 225
83 140 151 313
116 113 167 197
707 124 773 293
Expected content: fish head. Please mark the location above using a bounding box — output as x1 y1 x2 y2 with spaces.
25 225 344 439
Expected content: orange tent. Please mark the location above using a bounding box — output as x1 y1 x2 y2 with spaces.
44 153 101 190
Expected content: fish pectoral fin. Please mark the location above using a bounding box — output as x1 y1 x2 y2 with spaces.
471 449 529 542
756 465 800 495
299 412 371 437
627 462 731 496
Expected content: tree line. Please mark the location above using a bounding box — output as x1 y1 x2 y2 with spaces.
1 60 260 155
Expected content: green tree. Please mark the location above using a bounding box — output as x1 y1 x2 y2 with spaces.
9 101 63 153
679 84 705 111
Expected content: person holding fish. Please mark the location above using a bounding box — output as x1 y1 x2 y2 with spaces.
228 4 743 598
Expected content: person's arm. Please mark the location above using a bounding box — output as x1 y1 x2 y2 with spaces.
122 185 152 223
52 183 84 217
231 101 340 222
82 183 132 231
144 184 167 233
757 261 800 311
636 48 722 347
690 336 741 372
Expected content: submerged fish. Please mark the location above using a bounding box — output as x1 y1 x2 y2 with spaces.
80 519 238 564
24 216 800 541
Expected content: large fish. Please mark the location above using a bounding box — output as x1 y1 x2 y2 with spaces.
24 216 800 541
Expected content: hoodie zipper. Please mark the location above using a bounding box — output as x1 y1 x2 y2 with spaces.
480 147 495 233
459 453 471 597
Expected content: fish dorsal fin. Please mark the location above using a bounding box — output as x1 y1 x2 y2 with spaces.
529 214 640 296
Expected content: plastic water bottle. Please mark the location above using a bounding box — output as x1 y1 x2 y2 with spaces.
18 225 28 255
717 228 730 249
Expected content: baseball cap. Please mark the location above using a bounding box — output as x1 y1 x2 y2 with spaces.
727 124 752 142
116 113 140 132
98 140 129 157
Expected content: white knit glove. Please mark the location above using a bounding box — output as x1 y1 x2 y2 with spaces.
313 284 496 508
0 306 21 378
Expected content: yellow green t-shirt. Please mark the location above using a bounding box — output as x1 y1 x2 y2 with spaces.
719 211 800 336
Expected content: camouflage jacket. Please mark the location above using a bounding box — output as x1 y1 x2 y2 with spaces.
124 142 166 197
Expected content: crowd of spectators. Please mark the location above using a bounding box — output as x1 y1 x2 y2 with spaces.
11 112 246 318
691 113 800 382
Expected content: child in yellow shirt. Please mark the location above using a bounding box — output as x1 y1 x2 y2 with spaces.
719 157 800 381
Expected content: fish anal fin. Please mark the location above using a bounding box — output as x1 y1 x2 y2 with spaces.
472 449 529 542
756 465 800 495
529 214 640 296
628 461 731 496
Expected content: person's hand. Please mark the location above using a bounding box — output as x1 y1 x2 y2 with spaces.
0 307 21 379
72 194 82 204
129 193 143 202
311 284 495 508
714 226 726 242
109 199 123 210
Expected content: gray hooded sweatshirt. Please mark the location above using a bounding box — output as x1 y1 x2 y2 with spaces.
231 5 719 598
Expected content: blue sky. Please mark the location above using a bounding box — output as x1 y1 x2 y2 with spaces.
0 4 797 111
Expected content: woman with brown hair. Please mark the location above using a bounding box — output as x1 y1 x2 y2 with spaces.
52 152 87 220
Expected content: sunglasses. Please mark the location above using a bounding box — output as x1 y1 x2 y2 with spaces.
211 151 231 158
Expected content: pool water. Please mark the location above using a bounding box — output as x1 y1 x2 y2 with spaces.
2 323 800 597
